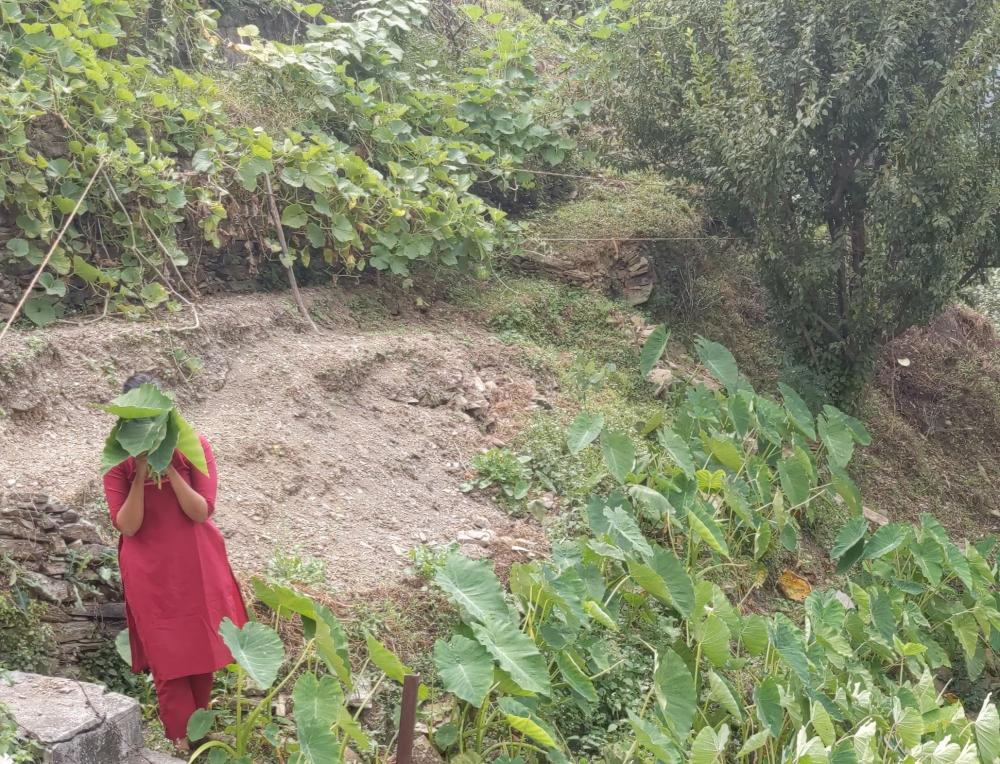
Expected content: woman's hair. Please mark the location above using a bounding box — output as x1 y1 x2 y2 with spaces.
122 372 165 393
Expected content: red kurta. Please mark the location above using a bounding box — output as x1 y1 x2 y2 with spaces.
103 435 248 682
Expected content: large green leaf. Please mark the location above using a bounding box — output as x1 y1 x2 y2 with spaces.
628 485 672 523
769 614 811 685
307 604 353 688
647 545 694 617
604 506 653 558
115 628 131 664
147 413 179 473
640 325 670 377
754 676 783 737
292 672 343 729
218 618 285 690
98 383 174 418
555 652 597 704
628 560 674 604
498 698 558 749
296 718 340 764
656 427 696 478
628 712 681 762
975 696 1000 763
335 705 369 751
172 410 208 475
186 708 218 741
435 554 509 624
101 421 130 474
695 337 743 392
254 579 316 617
860 523 908 561
818 412 855 469
433 635 494 707
687 502 730 557
471 617 551 696
810 700 836 747
689 723 729 764
830 517 868 561
365 634 410 683
777 448 812 507
566 412 604 454
778 383 816 440
822 405 871 445
697 614 731 667
116 412 169 456
600 430 635 483
708 671 744 722
829 466 862 515
654 648 695 743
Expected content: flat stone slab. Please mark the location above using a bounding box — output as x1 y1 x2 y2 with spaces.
0 672 141 763
124 749 186 763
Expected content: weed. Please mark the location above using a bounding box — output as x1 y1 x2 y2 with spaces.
265 545 328 591
406 543 459 581
463 448 532 500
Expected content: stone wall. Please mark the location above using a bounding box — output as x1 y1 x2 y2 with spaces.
0 492 125 669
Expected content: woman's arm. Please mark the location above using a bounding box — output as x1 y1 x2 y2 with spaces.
166 436 217 524
113 455 148 537
166 464 209 523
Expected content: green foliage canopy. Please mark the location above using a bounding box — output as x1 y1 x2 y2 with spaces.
614 0 1000 400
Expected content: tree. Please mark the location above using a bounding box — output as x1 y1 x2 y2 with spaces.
615 0 1000 400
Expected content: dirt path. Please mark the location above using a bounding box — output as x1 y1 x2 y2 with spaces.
0 288 546 590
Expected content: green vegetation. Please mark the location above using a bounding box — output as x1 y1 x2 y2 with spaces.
614 0 1000 401
0 702 41 763
421 337 1000 762
1 0 581 324
0 589 56 675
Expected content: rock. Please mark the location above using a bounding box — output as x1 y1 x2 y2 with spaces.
862 506 890 527
2 538 47 560
346 676 373 709
0 672 142 764
647 367 675 395
125 749 187 763
20 570 73 603
51 621 100 644
59 509 80 524
457 529 492 547
411 736 444 764
59 522 104 545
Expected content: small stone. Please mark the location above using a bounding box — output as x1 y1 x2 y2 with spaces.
20 571 73 603
862 506 890 527
60 523 103 545
457 529 492 548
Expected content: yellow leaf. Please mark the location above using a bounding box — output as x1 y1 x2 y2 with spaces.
777 569 811 603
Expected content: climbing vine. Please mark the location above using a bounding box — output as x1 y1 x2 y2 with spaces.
0 0 582 323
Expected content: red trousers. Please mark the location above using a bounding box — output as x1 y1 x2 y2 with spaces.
154 672 214 741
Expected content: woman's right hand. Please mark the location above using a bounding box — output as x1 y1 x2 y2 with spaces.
135 453 148 479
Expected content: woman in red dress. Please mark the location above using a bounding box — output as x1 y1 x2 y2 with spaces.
103 373 248 752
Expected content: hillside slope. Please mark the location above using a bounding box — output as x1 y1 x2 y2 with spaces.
0 288 546 590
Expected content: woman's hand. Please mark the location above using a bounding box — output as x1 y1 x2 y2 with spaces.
115 452 148 536
167 464 210 524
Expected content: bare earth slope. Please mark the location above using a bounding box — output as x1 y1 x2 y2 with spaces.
0 288 545 590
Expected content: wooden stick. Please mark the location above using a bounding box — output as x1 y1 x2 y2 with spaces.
263 174 319 333
0 157 106 345
395 674 421 764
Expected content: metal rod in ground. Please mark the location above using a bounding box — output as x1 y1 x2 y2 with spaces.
396 674 421 764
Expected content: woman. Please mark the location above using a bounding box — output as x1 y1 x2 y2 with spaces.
103 373 248 752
